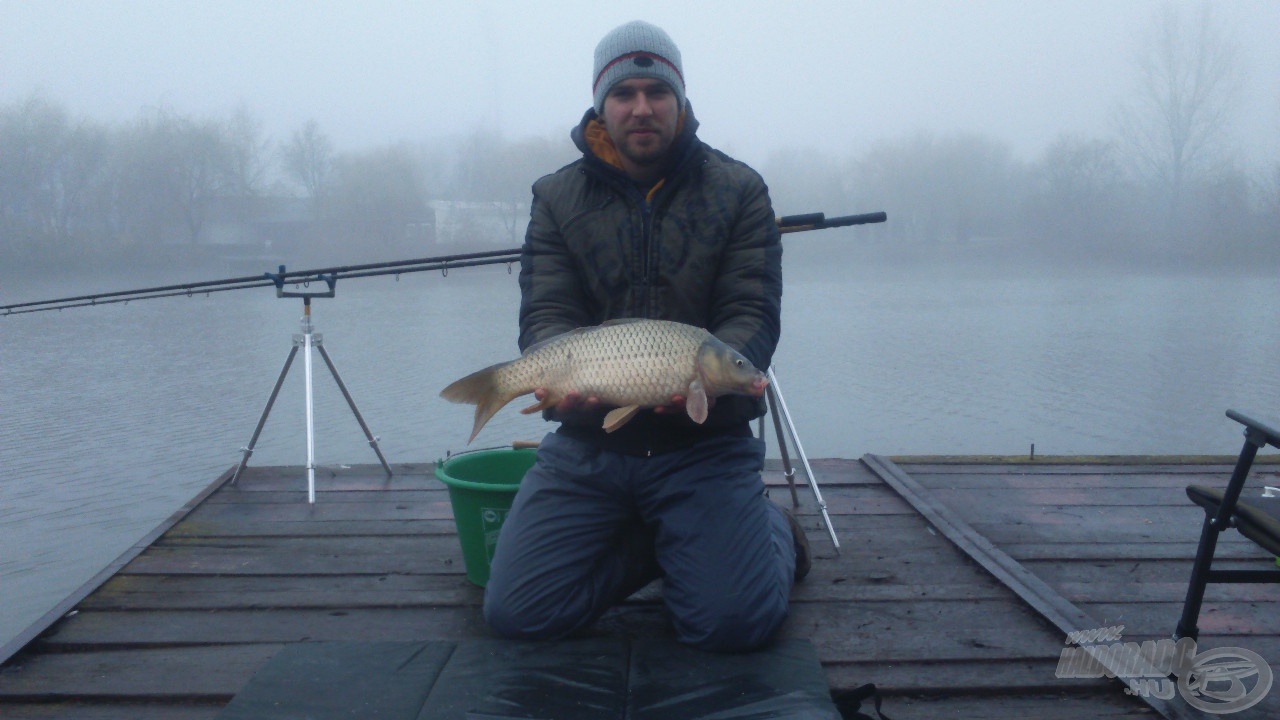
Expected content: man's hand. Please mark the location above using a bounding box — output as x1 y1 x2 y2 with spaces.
534 388 606 418
651 394 715 416
533 390 713 420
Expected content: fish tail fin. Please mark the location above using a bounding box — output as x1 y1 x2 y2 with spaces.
440 362 522 443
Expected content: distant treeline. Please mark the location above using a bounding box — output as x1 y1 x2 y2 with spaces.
3 7 1277 278
762 131 1279 273
3 93 1276 279
0 96 578 273
6 17 1280 280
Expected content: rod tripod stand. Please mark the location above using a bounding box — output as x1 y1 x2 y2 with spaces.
230 270 392 503
760 367 840 551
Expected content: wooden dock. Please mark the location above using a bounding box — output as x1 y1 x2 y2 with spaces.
1 455 1277 719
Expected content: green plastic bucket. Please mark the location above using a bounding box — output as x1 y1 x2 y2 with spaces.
434 448 537 587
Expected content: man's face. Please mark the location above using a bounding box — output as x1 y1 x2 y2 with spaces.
601 78 679 177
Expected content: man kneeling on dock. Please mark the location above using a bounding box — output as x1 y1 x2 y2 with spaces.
481 20 809 653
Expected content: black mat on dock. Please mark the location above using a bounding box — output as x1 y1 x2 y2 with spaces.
216 638 839 720
216 642 454 720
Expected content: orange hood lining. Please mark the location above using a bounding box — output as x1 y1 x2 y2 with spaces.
583 111 687 201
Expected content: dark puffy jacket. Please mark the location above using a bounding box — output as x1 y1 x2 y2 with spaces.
518 104 782 455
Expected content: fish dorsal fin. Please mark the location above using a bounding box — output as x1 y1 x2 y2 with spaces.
685 379 709 424
603 405 642 433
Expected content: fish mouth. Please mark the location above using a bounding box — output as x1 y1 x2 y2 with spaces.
749 374 769 397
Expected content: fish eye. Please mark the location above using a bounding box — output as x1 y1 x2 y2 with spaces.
735 359 743 367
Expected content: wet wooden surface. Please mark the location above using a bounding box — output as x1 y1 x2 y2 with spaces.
2 456 1275 718
893 458 1280 720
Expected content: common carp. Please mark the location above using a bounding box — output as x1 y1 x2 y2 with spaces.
440 319 769 443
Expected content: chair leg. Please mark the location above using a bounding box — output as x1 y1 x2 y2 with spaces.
1175 435 1263 641
1175 515 1220 641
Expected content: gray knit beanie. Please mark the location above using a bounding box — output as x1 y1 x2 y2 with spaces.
592 21 685 114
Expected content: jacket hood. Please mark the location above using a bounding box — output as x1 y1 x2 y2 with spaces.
569 101 701 181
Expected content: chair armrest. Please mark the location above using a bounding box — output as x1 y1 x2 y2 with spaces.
1227 409 1280 449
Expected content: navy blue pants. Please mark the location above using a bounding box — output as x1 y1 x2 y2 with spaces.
483 431 796 652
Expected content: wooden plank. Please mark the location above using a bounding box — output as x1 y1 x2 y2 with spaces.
1000 542 1273 561
228 459 885 491
0 466 238 669
183 484 915 523
914 474 1244 490
130 507 975 577
1079 601 1280 636
789 486 918 515
83 553 1014 611
970 518 1239 546
38 599 1072 664
228 463 432 489
205 489 444 504
0 703 222 719
1057 581 1280 604
904 466 1279 487
0 644 282 697
173 501 923 541
1025 559 1280 602
823 659 1117 695
167 518 460 538
908 468 1270 483
167 503 917 539
864 691 1156 718
863 454 1200 720
82 574 486 610
898 461 1254 474
123 536 467 576
928 487 1196 507
762 458 889 487
181 498 458 522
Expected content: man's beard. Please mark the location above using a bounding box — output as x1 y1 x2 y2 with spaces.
619 130 672 168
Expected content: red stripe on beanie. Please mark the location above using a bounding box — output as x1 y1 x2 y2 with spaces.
593 51 685 93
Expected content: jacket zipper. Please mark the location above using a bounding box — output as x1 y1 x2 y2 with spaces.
640 198 653 315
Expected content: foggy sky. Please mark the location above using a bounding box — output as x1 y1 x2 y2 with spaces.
3 0 1279 170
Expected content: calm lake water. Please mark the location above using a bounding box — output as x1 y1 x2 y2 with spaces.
2 260 1278 649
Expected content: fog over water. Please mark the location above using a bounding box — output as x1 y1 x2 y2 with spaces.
5 0 1279 164
2 0 1279 657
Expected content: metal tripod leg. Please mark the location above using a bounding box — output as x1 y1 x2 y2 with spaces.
765 389 800 507
231 344 300 485
314 341 393 478
767 367 840 551
231 302 392 502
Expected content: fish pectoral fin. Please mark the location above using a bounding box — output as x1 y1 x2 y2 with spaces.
519 395 555 414
686 380 709 424
602 405 642 433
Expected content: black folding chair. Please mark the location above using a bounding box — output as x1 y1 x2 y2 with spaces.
1175 409 1280 641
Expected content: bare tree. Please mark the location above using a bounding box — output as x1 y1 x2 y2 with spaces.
450 130 574 244
0 95 115 263
854 132 1017 245
222 104 270 197
111 109 229 245
0 95 69 259
1028 134 1123 248
1118 3 1242 224
281 120 333 199
324 144 429 259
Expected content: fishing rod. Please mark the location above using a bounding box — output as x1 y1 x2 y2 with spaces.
1 211 886 316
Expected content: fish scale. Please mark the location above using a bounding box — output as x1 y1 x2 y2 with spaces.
518 321 705 405
440 319 767 443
